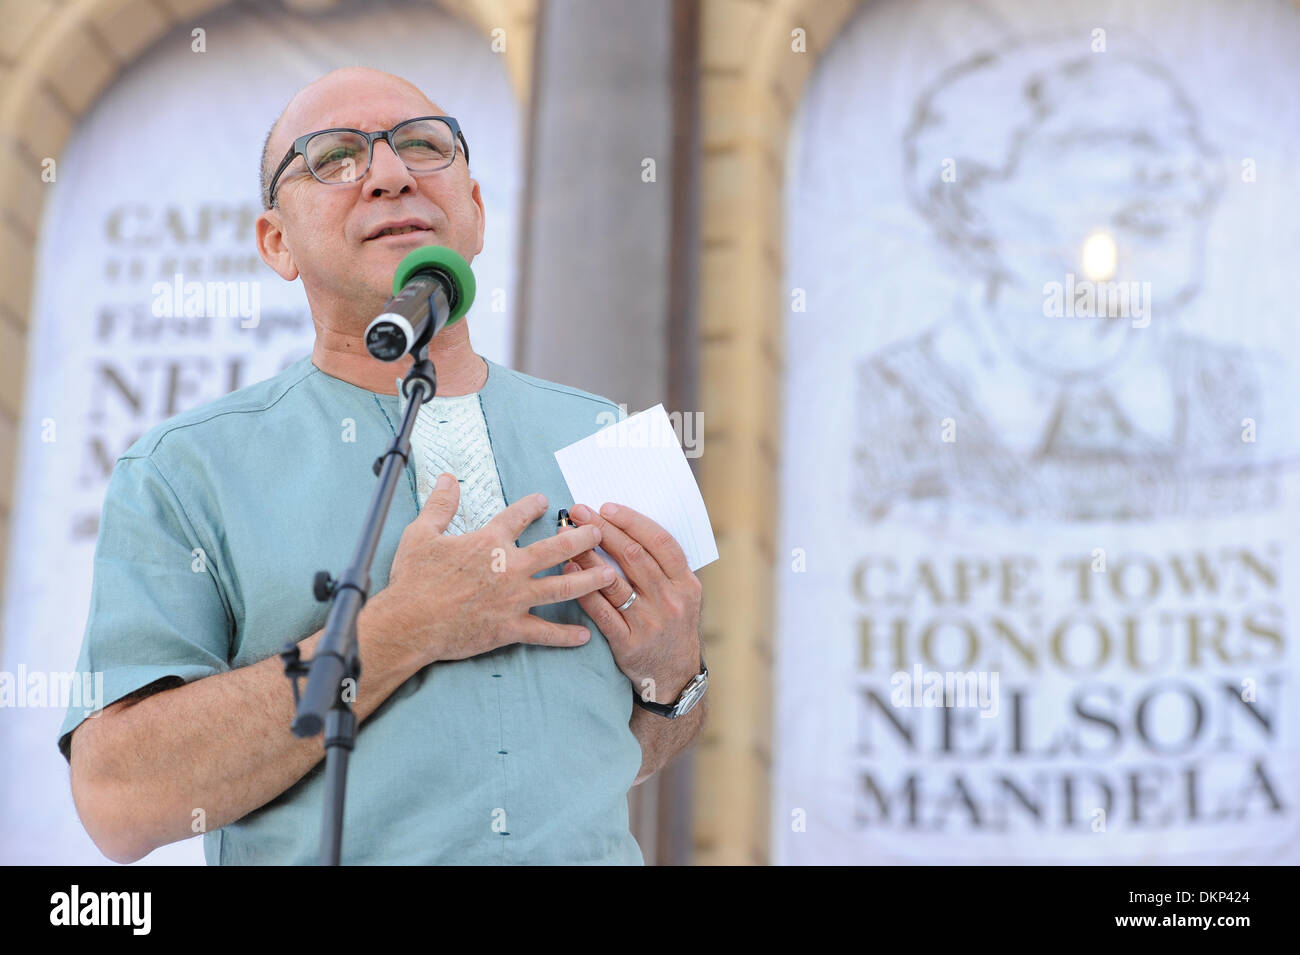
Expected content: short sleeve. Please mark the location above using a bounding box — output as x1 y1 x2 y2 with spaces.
56 454 232 761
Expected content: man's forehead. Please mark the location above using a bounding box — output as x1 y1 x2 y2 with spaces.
285 101 445 135
274 71 442 146
279 103 441 138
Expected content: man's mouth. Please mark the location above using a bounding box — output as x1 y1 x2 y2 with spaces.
366 222 434 240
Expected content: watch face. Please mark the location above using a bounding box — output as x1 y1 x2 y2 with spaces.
673 672 708 716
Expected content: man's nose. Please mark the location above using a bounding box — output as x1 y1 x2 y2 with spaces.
362 139 417 197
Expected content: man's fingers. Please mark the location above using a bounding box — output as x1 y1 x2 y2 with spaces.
486 492 552 543
514 613 592 648
521 523 602 574
563 562 631 643
567 504 667 601
528 562 616 608
585 503 691 582
566 546 600 569
416 473 460 533
563 554 631 609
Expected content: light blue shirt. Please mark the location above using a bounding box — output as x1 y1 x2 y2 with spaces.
58 356 644 865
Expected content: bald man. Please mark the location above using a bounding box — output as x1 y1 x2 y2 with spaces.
59 68 706 865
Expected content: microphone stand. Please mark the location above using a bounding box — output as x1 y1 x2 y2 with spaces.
280 346 437 865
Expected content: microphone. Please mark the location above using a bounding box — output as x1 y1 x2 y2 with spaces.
365 246 477 361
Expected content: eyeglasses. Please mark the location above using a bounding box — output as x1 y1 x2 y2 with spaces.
266 115 470 208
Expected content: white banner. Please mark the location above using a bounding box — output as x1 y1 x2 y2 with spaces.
776 0 1300 864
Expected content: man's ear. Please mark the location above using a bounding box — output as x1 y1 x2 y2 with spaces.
469 177 485 257
256 209 299 281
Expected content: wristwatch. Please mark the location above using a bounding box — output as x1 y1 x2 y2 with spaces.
634 659 708 719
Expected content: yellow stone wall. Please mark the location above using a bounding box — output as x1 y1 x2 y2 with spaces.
694 0 861 867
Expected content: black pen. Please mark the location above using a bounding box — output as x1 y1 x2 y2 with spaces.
556 508 575 531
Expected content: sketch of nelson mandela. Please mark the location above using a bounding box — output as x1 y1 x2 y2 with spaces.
852 35 1299 524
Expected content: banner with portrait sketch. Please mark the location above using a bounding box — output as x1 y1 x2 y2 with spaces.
0 0 519 864
775 0 1300 863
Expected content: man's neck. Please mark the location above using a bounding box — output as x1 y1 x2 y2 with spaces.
310 322 487 396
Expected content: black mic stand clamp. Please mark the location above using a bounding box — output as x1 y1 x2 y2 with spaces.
279 348 438 865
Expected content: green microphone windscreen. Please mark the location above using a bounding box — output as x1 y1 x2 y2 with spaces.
392 245 477 322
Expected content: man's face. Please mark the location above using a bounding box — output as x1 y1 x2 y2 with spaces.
256 71 485 322
968 121 1212 374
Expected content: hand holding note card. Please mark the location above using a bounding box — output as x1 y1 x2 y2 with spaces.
554 404 719 572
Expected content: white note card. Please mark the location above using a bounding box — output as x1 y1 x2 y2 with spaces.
554 404 719 572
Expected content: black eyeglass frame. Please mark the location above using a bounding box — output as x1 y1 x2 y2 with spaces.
266 115 470 208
